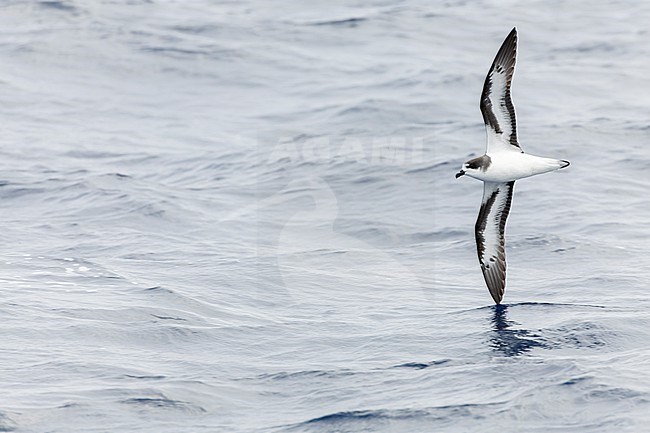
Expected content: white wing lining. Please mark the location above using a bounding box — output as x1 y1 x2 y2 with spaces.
475 181 515 304
480 28 522 154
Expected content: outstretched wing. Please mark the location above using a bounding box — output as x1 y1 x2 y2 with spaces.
480 28 522 154
475 181 515 304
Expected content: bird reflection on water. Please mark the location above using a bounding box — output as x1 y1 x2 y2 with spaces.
490 305 546 356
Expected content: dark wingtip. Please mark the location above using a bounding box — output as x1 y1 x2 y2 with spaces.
561 160 570 168
491 27 518 73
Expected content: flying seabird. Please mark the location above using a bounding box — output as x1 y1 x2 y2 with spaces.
455 28 570 304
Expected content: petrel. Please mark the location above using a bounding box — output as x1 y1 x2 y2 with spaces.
456 28 570 304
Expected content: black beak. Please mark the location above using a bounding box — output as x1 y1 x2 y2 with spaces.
455 170 465 179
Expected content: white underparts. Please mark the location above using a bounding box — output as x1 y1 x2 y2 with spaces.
464 152 569 182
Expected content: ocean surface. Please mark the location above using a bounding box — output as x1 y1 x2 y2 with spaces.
1 1 650 432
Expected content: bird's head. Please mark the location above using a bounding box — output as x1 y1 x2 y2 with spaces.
456 155 491 179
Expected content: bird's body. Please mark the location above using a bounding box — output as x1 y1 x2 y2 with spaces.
456 28 570 304
462 152 569 183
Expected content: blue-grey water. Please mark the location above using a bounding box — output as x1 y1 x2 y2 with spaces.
1 1 650 432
